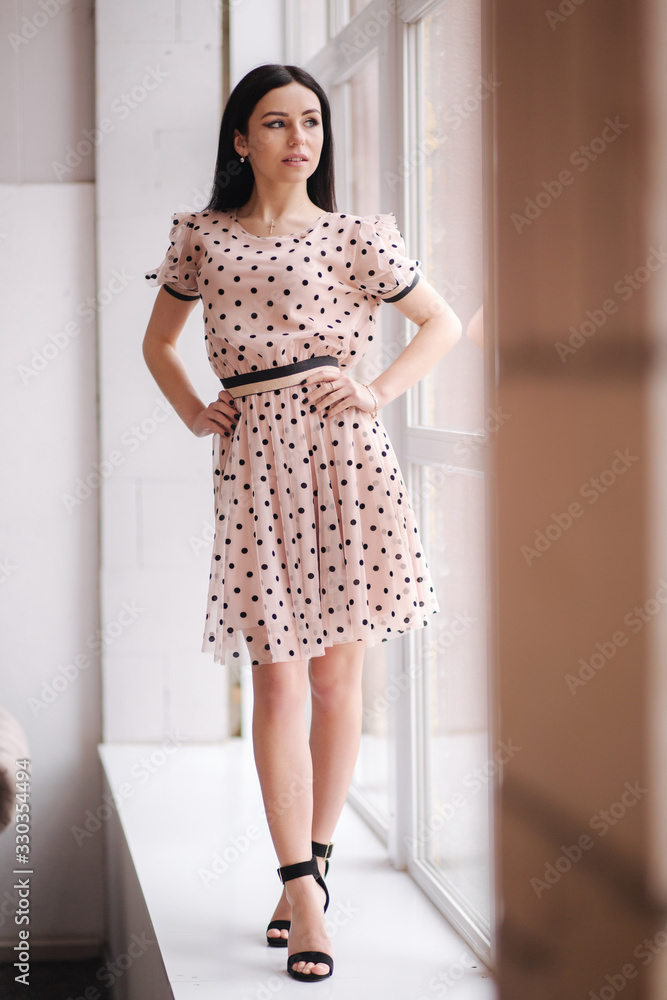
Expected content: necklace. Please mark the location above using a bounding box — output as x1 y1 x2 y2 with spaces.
239 201 317 236
269 201 315 234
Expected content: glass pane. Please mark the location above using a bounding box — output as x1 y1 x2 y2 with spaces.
415 461 491 936
353 643 389 819
414 0 485 433
348 53 380 216
297 0 328 63
349 0 374 16
338 0 374 27
334 51 385 386
335 52 388 820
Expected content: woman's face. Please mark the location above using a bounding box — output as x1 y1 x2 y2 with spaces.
234 82 324 186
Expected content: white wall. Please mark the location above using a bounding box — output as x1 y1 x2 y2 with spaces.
230 0 285 84
97 1 229 744
0 1 101 955
0 0 95 183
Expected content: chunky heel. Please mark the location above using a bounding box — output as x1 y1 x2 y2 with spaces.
276 856 333 983
266 841 333 947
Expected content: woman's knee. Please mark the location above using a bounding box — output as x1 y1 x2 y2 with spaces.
252 660 308 716
309 643 365 706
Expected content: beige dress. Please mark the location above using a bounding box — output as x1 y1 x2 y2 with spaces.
145 208 440 666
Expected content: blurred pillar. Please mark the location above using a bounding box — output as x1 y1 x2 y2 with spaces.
487 0 667 995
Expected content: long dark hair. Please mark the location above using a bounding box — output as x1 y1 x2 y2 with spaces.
204 64 337 214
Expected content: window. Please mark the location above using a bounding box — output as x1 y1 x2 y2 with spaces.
289 1 328 62
411 462 491 946
330 50 391 826
347 0 374 20
412 0 485 434
407 0 491 954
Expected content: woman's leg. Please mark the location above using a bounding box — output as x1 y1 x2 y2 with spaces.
252 659 332 976
309 640 366 844
265 641 365 941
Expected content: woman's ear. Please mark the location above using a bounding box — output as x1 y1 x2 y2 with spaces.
233 129 247 158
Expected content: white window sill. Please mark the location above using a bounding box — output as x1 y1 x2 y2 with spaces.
98 738 495 998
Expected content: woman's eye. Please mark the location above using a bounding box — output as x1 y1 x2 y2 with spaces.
264 119 320 128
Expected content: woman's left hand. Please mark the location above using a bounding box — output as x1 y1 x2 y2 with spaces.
302 369 377 419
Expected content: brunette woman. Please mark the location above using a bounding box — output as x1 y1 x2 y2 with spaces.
143 63 462 983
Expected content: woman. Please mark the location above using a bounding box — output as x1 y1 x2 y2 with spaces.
143 64 462 983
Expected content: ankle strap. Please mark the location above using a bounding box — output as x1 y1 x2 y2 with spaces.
311 840 334 861
277 855 319 885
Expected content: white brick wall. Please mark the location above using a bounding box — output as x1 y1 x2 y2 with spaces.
96 0 231 743
230 0 285 83
0 178 103 950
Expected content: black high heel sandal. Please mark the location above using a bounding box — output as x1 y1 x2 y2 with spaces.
277 855 333 983
266 840 333 947
312 839 334 878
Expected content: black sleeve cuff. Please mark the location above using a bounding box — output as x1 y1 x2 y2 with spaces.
382 272 420 303
163 284 201 302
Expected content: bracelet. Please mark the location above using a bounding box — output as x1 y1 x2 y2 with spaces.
364 383 379 420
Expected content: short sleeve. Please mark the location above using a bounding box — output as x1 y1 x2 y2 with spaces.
144 212 201 300
352 213 422 302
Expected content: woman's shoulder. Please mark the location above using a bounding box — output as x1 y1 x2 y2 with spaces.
326 211 398 228
197 208 235 224
167 209 200 226
169 208 235 230
324 212 402 246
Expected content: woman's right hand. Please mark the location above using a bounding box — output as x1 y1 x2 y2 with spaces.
190 390 241 438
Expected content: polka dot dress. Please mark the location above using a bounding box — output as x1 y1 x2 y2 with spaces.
145 209 440 666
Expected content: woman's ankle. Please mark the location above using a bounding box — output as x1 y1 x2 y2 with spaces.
285 876 324 904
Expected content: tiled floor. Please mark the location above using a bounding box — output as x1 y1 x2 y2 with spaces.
100 739 497 999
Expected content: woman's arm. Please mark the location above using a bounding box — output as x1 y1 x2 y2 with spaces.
369 279 463 409
465 304 484 348
301 278 461 420
142 288 239 438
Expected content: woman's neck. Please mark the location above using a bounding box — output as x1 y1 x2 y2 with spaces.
236 183 321 234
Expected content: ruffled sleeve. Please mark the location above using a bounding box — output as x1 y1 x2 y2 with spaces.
352 213 422 301
144 212 201 300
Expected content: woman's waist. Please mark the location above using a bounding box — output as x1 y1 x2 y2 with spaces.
218 355 340 399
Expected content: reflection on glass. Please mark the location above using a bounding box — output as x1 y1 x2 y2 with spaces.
335 52 389 823
349 53 380 216
354 643 388 820
415 461 491 937
416 0 485 432
349 0 374 18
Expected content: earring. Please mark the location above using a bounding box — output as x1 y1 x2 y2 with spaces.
240 155 245 163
